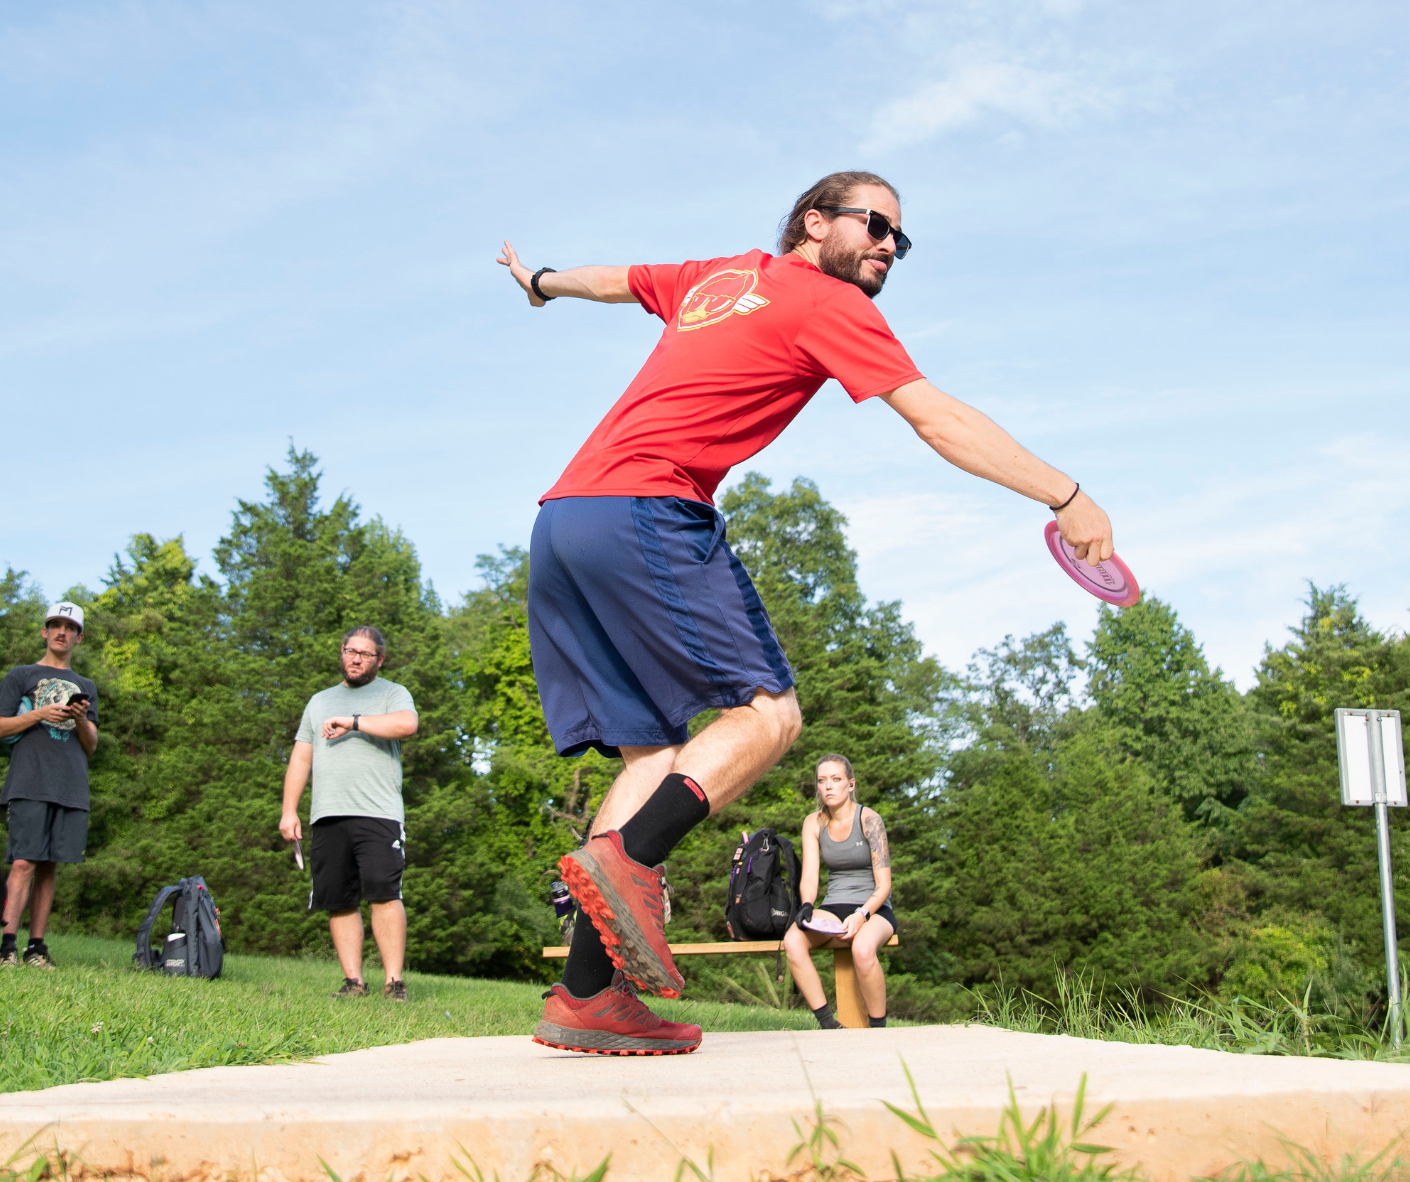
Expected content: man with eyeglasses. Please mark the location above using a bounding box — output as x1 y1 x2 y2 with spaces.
279 626 418 1001
497 169 1115 1056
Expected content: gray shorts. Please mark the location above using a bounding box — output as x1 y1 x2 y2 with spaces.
4 800 88 864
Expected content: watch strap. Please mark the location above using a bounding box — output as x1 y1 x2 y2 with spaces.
352 715 360 732
531 267 557 302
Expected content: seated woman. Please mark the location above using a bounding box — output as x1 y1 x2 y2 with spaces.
784 752 896 1029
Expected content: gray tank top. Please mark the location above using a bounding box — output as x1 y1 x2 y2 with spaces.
819 807 889 907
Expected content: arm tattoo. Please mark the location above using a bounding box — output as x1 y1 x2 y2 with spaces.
862 809 891 870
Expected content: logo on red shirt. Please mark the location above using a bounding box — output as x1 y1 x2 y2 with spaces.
676 268 771 332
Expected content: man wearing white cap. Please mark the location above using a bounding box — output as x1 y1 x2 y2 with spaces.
0 602 99 969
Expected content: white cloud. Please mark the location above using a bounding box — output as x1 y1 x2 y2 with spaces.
866 59 1114 151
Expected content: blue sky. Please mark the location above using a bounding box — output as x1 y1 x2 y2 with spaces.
3 0 1406 688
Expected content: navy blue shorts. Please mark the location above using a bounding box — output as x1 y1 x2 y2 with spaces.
529 496 794 757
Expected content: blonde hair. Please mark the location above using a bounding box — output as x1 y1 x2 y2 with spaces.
814 753 856 821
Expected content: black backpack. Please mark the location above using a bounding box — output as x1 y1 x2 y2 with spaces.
725 828 801 942
133 876 225 979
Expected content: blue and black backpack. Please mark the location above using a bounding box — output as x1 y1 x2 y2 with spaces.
133 876 225 979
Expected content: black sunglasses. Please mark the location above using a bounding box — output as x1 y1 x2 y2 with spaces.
820 206 912 259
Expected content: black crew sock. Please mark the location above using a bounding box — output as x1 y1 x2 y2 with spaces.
869 1014 887 1028
812 1004 843 1030
617 772 710 868
0 934 15 955
560 909 617 998
25 938 45 952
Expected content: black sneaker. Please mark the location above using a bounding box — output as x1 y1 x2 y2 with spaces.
23 945 55 970
0 948 17 968
384 979 408 1003
332 977 369 998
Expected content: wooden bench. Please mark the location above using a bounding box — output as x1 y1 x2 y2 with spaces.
543 934 898 1029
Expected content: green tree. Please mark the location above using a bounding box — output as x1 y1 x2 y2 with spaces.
1233 585 1410 984
1086 597 1259 825
939 623 1212 997
962 623 1082 756
52 449 466 957
0 569 47 672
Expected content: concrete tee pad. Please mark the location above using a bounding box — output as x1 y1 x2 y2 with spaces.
3 1025 1410 1182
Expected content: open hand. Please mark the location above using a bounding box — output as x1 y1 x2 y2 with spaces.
841 911 866 941
1055 490 1114 566
497 240 546 307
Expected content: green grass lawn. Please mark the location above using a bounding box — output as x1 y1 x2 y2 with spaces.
0 934 821 1094
6 941 1410 1182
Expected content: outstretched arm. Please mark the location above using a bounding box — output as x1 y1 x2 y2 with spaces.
880 378 1114 564
497 241 638 307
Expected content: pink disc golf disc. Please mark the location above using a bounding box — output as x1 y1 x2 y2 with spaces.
1044 521 1140 607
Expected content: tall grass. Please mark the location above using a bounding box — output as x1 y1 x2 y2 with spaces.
971 973 1410 1062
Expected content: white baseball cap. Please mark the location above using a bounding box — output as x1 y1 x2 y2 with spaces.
44 602 85 631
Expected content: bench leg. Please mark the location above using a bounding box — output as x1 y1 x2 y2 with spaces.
832 949 866 1028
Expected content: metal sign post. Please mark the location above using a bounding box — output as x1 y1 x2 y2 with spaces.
1335 708 1408 1047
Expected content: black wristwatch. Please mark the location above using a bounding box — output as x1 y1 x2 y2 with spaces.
531 267 557 302
860 907 871 922
352 715 360 732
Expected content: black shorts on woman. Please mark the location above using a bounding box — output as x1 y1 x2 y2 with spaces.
817 899 896 934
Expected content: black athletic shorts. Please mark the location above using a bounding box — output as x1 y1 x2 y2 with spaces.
818 900 896 934
309 815 405 912
4 800 88 864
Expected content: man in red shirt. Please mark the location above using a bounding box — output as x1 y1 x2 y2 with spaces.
499 170 1114 1056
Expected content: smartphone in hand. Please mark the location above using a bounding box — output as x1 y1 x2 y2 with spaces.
67 692 90 707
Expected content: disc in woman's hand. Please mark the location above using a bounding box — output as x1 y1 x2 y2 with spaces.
801 911 847 935
1044 521 1140 607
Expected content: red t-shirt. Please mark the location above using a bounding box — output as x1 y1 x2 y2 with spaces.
540 250 924 505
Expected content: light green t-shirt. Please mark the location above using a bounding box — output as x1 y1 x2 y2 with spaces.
295 678 416 824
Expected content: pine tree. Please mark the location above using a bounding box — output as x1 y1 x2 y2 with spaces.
1086 597 1259 825
1233 585 1410 977
938 621 1212 996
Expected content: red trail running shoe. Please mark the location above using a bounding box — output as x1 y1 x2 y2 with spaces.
559 830 684 997
534 972 702 1056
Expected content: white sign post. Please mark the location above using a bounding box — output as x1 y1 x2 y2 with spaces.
1335 708 1408 1046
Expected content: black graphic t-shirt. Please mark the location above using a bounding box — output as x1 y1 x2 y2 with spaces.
0 664 99 810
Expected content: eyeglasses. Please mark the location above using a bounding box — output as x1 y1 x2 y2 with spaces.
342 647 380 663
819 207 912 259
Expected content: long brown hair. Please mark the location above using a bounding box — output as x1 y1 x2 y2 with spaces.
778 171 900 255
814 753 856 822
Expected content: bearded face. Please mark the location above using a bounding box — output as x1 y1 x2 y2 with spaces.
341 652 381 687
817 231 890 299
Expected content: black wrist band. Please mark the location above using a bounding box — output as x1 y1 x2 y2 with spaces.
1049 483 1080 512
531 267 557 302
352 715 360 732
